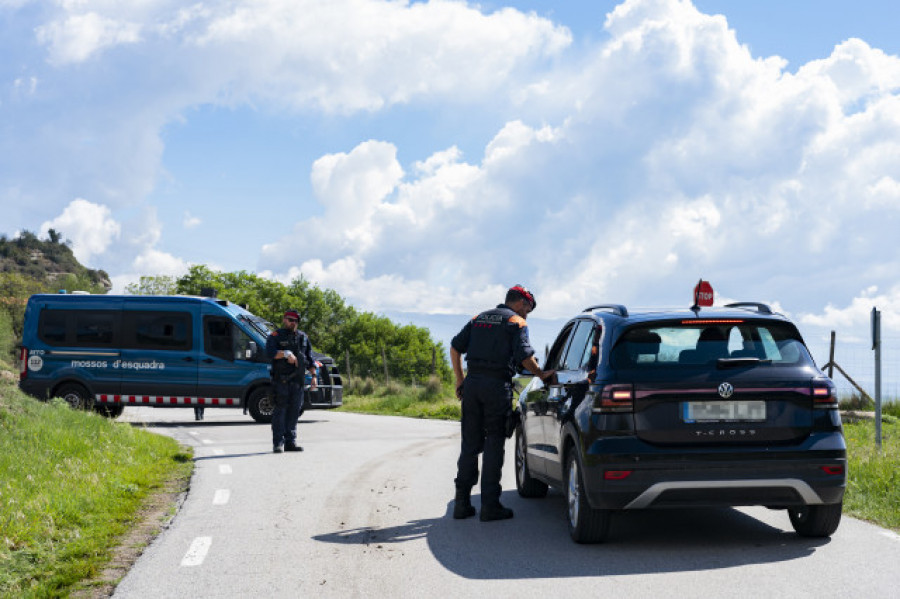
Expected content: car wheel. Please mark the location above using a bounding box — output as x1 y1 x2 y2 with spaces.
55 383 91 410
565 451 610 543
788 502 842 537
247 387 274 423
94 403 125 418
515 426 548 498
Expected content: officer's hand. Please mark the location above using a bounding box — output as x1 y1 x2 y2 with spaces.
455 383 464 401
540 370 557 385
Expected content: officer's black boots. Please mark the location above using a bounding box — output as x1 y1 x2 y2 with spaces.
480 503 514 522
453 488 476 519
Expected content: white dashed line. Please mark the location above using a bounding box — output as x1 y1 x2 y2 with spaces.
213 489 231 505
219 464 232 475
201 439 213 445
188 431 200 437
213 449 224 455
180 537 212 567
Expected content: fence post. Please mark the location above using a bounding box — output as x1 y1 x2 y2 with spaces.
873 307 882 449
382 345 389 384
828 331 835 380
432 346 437 376
345 350 351 384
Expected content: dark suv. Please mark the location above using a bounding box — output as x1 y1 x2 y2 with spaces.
515 302 846 543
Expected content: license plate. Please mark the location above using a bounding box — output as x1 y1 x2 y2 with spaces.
682 400 766 423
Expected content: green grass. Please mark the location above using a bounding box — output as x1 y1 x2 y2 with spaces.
338 376 461 420
0 382 193 597
843 419 900 530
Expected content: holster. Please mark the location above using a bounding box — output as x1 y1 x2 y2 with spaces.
505 408 521 439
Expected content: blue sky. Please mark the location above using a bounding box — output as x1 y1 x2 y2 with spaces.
2 0 900 375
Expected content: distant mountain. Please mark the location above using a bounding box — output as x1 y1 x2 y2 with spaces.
0 230 111 292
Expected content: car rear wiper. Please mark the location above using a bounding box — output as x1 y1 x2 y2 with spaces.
717 357 772 368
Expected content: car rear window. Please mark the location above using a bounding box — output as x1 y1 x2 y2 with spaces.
610 320 813 368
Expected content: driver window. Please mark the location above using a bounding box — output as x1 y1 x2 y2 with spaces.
561 321 594 371
545 323 576 371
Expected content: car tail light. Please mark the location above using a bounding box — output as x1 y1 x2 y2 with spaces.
594 384 634 413
811 380 837 408
604 470 633 480
18 347 27 381
821 465 844 476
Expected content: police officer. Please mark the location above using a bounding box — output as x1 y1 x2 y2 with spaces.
266 309 317 453
450 285 553 521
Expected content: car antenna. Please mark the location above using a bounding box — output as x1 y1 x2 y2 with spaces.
690 278 702 315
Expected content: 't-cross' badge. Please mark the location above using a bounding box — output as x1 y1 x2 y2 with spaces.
718 382 734 399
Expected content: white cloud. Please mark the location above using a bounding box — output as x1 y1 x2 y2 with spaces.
183 211 201 228
36 12 142 64
40 198 121 264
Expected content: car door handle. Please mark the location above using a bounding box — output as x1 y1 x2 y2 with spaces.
183 357 195 362
202 358 214 364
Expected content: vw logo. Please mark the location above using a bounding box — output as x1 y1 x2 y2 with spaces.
718 382 734 399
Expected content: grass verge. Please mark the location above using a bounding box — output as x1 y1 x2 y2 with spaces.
337 377 461 420
843 419 900 531
0 380 193 597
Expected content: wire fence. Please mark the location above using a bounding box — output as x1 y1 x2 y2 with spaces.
807 334 900 403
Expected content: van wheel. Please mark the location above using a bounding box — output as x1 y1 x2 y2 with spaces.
788 503 843 537
565 452 611 543
56 383 91 410
94 403 125 419
247 387 274 423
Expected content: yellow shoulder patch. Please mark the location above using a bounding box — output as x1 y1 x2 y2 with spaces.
509 315 527 328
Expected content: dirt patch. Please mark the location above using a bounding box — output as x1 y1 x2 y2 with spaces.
71 465 193 598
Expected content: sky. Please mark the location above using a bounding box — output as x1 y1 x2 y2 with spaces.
2 0 900 382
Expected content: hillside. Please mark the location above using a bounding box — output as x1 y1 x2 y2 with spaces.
0 230 111 291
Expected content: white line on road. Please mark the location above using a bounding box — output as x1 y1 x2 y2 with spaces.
180 537 212 567
201 439 213 445
213 449 224 455
219 464 232 474
213 489 231 505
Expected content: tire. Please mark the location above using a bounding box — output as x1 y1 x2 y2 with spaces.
247 386 275 423
565 451 611 544
55 383 92 410
515 426 548 498
94 403 125 419
788 502 843 537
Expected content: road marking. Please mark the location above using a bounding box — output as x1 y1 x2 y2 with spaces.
201 439 213 445
213 489 231 505
188 431 200 437
213 449 224 455
180 537 212 567
219 464 232 474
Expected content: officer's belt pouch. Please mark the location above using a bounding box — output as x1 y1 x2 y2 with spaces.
505 408 521 439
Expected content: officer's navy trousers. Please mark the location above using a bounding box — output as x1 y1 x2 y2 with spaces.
272 379 304 448
455 373 513 507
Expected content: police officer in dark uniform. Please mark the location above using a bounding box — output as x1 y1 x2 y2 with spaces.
266 309 317 453
450 285 553 521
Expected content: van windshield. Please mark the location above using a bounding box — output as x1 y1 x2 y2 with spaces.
610 321 814 369
240 315 275 338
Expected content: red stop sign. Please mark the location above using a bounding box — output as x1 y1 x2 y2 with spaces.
693 280 714 307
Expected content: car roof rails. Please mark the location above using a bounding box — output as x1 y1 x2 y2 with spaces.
584 304 629 317
724 302 773 315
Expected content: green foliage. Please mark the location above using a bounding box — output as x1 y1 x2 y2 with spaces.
125 275 178 295
0 381 193 596
340 379 460 420
176 265 451 383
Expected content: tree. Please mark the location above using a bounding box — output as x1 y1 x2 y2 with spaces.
125 275 178 295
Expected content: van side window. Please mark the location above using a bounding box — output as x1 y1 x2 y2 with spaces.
204 317 233 361
39 310 68 345
124 311 192 350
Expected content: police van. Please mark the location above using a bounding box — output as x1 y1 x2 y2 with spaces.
17 293 342 422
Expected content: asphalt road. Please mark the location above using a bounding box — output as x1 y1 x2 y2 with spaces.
112 407 900 598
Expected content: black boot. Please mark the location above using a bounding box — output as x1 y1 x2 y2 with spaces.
453 488 476 519
480 503 514 522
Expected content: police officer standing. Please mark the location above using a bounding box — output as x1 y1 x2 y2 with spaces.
450 285 553 521
266 309 317 453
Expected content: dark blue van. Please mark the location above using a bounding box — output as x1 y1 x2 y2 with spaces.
17 293 342 422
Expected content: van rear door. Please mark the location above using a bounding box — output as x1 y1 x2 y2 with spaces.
118 303 198 403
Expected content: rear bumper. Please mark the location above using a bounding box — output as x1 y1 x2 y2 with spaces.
306 385 343 408
579 432 846 510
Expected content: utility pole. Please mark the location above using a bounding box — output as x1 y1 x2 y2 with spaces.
872 307 882 449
